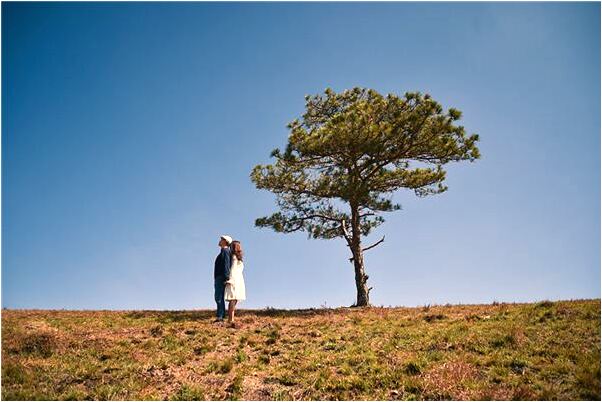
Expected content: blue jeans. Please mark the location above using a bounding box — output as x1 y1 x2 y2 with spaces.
214 277 226 319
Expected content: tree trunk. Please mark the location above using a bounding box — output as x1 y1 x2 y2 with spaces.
350 203 370 307
351 244 370 307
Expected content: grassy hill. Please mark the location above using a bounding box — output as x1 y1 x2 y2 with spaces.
1 298 600 400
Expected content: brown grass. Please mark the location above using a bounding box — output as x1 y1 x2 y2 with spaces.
1 298 600 400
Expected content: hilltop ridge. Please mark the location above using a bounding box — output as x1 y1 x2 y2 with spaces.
2 298 600 400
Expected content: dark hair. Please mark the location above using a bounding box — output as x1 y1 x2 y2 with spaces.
230 240 243 261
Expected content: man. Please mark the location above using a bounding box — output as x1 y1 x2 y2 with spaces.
214 235 232 322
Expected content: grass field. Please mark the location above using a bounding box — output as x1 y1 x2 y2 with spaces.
1 298 600 400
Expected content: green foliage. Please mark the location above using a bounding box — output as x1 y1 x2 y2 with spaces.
2 362 29 384
15 332 56 358
207 357 234 374
169 384 205 401
251 87 480 240
227 374 244 400
404 361 423 375
235 349 248 363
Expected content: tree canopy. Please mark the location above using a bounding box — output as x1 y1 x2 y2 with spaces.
251 87 480 306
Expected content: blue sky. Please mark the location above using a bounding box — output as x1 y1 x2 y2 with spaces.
2 2 600 310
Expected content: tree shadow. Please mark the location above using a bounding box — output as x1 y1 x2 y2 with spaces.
246 308 349 318
124 307 353 324
124 310 215 324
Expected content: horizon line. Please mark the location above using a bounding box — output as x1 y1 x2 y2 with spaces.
2 297 599 312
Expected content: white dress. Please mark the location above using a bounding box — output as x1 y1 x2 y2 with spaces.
225 255 246 301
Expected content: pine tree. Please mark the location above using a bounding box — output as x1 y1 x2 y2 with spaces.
251 87 481 306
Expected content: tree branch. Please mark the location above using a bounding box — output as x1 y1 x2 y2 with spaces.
291 213 343 223
360 111 434 182
362 235 385 252
341 219 352 246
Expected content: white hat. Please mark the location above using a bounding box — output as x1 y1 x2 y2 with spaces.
220 235 233 245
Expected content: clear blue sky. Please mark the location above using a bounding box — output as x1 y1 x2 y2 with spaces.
2 2 600 310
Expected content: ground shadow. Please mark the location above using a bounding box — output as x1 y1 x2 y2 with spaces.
124 307 357 324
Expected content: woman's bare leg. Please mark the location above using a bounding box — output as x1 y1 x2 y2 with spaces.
230 300 238 322
227 301 235 323
227 300 238 324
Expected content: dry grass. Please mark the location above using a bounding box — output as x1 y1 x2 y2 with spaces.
1 298 600 400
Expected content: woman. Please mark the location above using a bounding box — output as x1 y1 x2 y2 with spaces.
224 240 245 327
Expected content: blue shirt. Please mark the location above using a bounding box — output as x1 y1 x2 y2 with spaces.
214 247 231 279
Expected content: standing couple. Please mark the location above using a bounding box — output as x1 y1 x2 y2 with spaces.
213 235 246 327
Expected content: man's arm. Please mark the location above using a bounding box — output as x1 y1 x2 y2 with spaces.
222 248 232 281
